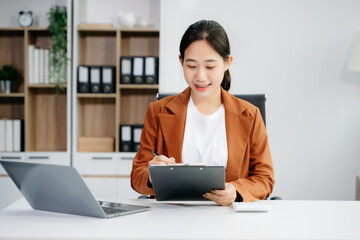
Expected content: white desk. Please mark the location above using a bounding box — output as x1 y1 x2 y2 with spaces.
0 198 360 240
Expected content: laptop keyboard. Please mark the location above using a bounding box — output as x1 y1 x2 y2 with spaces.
102 207 126 215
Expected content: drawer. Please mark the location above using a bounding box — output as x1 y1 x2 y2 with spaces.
25 152 70 166
73 152 136 176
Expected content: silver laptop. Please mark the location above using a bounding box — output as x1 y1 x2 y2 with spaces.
0 161 150 218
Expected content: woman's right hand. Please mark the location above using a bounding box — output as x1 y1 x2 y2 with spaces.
149 155 176 166
148 155 175 184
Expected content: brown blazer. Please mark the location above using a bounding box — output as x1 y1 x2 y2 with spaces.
130 87 275 201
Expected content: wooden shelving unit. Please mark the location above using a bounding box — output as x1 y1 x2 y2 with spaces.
0 27 69 153
25 29 68 152
74 27 159 153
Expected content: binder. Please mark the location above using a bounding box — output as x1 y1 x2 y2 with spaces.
90 66 102 93
77 65 89 93
102 66 115 93
120 57 132 84
0 119 5 151
144 57 158 84
120 124 132 152
5 119 13 152
131 125 143 152
132 57 145 84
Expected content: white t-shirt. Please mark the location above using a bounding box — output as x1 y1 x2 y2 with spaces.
182 97 228 167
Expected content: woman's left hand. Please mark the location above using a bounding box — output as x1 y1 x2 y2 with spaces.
203 183 237 206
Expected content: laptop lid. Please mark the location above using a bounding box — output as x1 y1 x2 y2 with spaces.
148 165 225 201
0 161 150 218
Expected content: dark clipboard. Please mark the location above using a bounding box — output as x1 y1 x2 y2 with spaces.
148 165 225 201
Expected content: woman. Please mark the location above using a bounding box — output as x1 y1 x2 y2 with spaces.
131 20 274 206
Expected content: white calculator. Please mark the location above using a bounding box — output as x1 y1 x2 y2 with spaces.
231 201 272 212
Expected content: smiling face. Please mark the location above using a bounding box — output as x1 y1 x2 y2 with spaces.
180 40 232 101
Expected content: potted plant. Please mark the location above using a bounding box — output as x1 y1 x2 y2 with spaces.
0 65 21 94
47 5 67 96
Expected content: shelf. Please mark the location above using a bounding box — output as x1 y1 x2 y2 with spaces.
27 27 50 32
120 28 159 32
0 93 25 98
119 84 159 89
78 27 117 32
77 93 117 98
77 27 159 32
28 84 67 89
0 28 24 32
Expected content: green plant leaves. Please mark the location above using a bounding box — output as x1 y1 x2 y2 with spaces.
0 65 21 81
47 5 67 96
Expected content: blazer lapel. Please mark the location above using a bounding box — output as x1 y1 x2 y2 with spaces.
158 88 190 162
222 89 254 178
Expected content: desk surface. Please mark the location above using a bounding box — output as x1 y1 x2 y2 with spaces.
0 198 360 240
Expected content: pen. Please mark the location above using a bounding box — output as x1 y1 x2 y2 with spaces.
151 150 159 156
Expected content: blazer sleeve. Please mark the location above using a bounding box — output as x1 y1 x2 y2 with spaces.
230 108 275 202
130 102 157 195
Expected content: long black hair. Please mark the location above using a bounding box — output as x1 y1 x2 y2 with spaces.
179 20 231 91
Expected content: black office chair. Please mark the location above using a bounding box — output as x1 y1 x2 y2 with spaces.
157 93 267 126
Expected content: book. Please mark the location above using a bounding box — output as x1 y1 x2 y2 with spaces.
5 119 13 152
0 119 5 151
39 48 45 84
33 48 40 84
13 119 21 152
44 49 50 84
28 45 35 84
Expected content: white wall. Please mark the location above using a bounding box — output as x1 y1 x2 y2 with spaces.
160 0 360 200
0 0 67 27
78 0 160 28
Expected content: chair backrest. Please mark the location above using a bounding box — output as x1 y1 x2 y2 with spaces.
157 93 266 126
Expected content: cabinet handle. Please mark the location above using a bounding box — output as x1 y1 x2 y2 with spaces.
120 157 133 161
0 156 21 160
28 156 49 160
92 157 113 160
